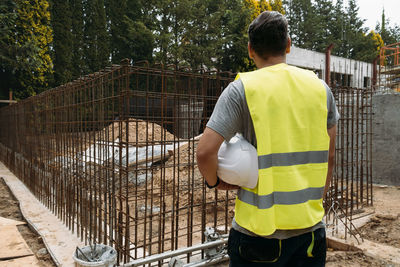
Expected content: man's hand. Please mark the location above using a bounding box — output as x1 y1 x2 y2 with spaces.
216 180 240 190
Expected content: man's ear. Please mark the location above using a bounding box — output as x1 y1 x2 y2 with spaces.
286 37 291 54
248 42 255 59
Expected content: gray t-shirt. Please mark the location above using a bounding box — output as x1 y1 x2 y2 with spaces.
206 78 340 239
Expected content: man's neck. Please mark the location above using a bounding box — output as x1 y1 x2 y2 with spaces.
254 55 286 69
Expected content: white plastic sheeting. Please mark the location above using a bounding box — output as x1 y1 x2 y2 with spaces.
80 139 121 165
54 139 189 174
128 172 150 185
112 142 176 166
53 135 201 186
80 138 186 166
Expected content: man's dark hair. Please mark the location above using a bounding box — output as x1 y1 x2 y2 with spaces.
248 11 288 59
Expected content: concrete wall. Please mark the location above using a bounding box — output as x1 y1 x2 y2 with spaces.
287 46 325 72
287 46 373 88
372 93 400 185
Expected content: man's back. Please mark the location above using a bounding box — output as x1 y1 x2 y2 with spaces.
207 64 338 239
197 11 338 267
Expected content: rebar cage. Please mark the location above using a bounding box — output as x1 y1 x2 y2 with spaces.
0 60 373 265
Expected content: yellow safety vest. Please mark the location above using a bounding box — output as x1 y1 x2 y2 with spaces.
235 63 330 236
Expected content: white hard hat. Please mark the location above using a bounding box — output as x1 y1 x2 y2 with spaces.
217 134 259 189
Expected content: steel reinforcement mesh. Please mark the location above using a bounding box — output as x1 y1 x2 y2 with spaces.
0 60 372 264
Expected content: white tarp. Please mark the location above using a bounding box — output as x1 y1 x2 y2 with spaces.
80 139 187 166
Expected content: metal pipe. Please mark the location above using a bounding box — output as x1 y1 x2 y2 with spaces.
0 100 17 104
184 254 229 267
118 237 228 267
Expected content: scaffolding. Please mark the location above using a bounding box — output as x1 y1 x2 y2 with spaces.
379 42 400 92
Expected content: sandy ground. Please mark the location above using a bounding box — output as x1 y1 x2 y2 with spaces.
358 185 400 249
0 178 55 267
326 250 392 266
326 185 400 267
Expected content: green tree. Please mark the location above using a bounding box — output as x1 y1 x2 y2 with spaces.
352 30 383 62
244 0 261 20
13 0 53 99
105 0 126 63
1 1 19 72
329 0 347 57
181 0 222 69
215 0 252 71
118 19 153 63
219 0 285 72
270 0 284 14
0 0 21 100
375 8 400 46
104 0 153 63
51 0 73 85
313 0 334 52
285 0 318 50
1 0 45 100
344 0 365 59
152 0 170 65
259 0 271 13
83 0 109 73
70 0 84 79
153 0 190 66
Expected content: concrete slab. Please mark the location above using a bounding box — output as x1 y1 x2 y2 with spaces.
358 239 400 265
326 212 373 241
326 236 362 252
0 216 26 226
0 162 85 267
327 236 400 266
0 255 41 267
0 225 33 260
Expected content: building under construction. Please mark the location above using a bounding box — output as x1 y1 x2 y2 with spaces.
379 42 400 92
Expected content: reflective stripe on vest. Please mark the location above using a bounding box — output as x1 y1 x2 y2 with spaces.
234 63 330 236
258 150 328 170
238 186 325 209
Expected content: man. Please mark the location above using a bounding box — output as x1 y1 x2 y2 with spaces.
196 11 339 267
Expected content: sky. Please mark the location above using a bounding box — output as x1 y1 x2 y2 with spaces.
356 0 400 30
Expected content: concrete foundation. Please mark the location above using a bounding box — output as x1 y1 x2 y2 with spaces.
372 93 400 185
0 161 85 267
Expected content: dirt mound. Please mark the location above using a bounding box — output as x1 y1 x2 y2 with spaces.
357 186 400 249
326 251 390 267
101 120 176 145
151 141 237 202
359 213 400 248
152 141 197 186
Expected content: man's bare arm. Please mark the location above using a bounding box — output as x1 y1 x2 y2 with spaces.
196 127 239 190
324 125 337 199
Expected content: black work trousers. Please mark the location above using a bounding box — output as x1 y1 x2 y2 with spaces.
227 227 326 267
